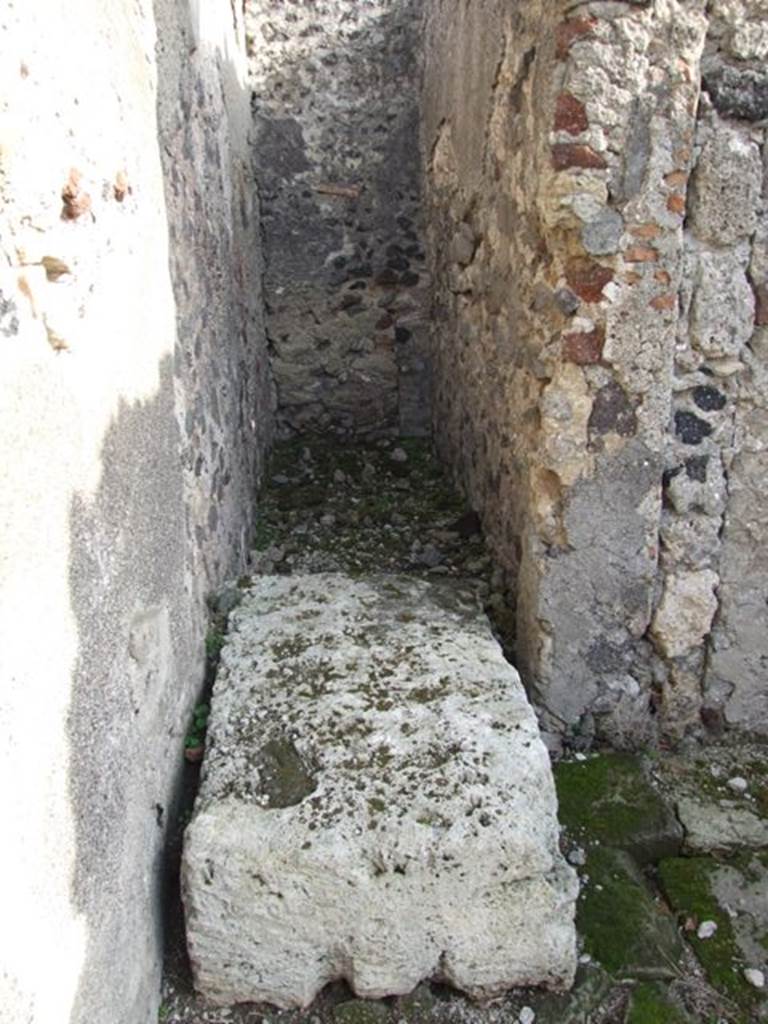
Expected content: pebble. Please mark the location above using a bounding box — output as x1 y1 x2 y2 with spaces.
744 968 765 989
272 474 291 485
697 920 718 939
578 953 592 964
519 1008 535 1024
567 846 587 867
574 752 587 762
320 514 336 527
419 543 444 568
390 447 408 463
727 776 748 793
333 469 347 484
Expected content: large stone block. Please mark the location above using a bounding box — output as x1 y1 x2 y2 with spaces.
183 574 577 1008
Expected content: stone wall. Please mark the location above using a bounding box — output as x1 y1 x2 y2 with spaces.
245 0 431 438
0 2 271 1022
423 0 767 747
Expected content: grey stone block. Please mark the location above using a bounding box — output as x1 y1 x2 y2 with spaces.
183 574 577 1008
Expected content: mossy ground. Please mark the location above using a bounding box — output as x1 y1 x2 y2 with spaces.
625 982 690 1024
659 857 763 1020
554 753 681 863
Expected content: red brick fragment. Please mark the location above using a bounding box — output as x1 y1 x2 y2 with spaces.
650 294 676 311
554 93 589 135
629 223 663 240
551 143 607 171
664 170 687 188
556 17 597 60
565 258 614 303
563 324 605 364
667 193 685 215
625 245 659 263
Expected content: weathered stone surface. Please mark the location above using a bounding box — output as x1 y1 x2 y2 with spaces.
183 574 577 1008
689 124 762 247
677 798 768 853
651 571 719 660
702 64 768 122
581 210 624 256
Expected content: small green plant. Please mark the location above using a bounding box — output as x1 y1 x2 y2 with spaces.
157 1002 170 1022
185 703 210 750
205 629 224 659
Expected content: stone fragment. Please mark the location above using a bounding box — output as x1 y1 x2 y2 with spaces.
555 17 597 61
689 125 762 246
588 382 636 438
565 259 614 303
183 575 578 1008
624 245 658 263
690 249 755 359
581 210 623 257
727 776 748 793
744 969 765 989
651 570 719 659
554 93 588 135
554 288 580 316
702 64 768 122
551 144 607 171
450 224 475 266
674 411 712 446
562 325 604 365
698 920 718 939
519 1007 536 1024
677 798 768 852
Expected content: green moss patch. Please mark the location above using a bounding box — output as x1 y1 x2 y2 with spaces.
578 847 682 978
334 999 390 1024
658 856 762 1016
555 754 682 863
626 982 690 1024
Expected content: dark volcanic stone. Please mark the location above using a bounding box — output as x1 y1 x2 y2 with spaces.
675 411 712 446
589 381 637 437
703 64 768 122
685 455 709 483
692 386 726 412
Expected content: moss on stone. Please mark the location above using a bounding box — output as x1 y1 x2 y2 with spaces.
626 982 690 1024
257 737 316 808
658 856 762 1016
578 847 682 978
334 999 390 1024
554 754 682 863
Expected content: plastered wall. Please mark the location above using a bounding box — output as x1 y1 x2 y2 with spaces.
0 2 271 1021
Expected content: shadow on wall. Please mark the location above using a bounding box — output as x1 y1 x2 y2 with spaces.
64 2 268 1021
247 0 432 437
66 357 194 1024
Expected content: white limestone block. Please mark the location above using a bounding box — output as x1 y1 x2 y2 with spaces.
182 574 577 1008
